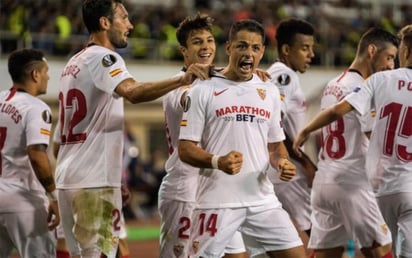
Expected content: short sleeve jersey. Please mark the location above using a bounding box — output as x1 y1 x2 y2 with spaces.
267 61 307 182
159 70 199 202
345 68 412 195
317 69 374 187
179 74 285 208
55 45 133 189
0 88 52 211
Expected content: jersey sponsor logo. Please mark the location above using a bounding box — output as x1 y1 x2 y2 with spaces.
216 105 271 118
256 88 266 100
183 96 191 112
109 68 122 77
42 110 52 124
213 88 229 96
40 128 51 136
102 54 117 67
277 73 290 86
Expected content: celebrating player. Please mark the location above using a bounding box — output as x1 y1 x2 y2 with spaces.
178 19 306 258
293 25 412 258
54 0 212 257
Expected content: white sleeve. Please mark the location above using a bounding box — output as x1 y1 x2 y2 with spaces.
25 101 52 146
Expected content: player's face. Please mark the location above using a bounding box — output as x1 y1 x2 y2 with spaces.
371 44 397 72
181 29 216 66
107 3 133 49
285 33 314 73
225 30 265 81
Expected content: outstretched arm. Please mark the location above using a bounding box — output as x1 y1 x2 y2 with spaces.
116 63 213 103
293 100 354 156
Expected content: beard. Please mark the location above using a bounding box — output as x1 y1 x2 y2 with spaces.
108 30 128 49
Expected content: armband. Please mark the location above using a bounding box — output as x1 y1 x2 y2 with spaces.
46 190 58 201
211 155 220 169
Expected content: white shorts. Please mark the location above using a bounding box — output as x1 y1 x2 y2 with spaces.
224 231 246 254
0 209 56 257
58 187 122 257
273 178 311 231
192 202 302 258
309 184 392 249
158 198 196 257
377 192 412 258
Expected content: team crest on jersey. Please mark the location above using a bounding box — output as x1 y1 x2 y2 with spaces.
102 54 117 67
380 224 388 234
277 73 290 86
173 244 184 257
42 110 52 124
257 88 266 100
183 95 191 112
192 240 199 254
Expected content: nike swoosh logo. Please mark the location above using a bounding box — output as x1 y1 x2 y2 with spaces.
214 88 229 96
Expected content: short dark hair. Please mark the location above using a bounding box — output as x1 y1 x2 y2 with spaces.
8 48 45 84
82 0 124 33
357 27 399 55
176 13 214 47
276 18 314 53
229 19 265 43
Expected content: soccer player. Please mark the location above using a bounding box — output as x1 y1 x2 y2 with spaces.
293 25 412 258
0 48 59 257
178 19 306 258
296 27 397 258
54 0 212 257
159 13 247 258
266 18 316 252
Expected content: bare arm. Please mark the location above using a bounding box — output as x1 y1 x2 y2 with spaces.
178 139 242 175
27 144 60 230
268 141 296 181
52 142 60 159
115 63 212 104
293 99 354 156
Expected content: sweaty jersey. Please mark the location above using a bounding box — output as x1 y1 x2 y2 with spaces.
0 88 52 212
159 70 199 202
55 45 133 189
267 61 307 183
317 69 373 187
345 68 412 195
179 74 285 208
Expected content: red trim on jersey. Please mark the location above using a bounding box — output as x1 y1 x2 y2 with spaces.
336 69 349 83
56 250 70 258
5 86 18 101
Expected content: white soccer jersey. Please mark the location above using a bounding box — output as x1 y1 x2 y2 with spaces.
316 69 373 187
159 70 200 202
55 45 133 189
0 88 52 212
267 61 306 183
179 74 285 208
345 68 412 195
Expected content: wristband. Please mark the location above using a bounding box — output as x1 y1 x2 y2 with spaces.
46 190 58 201
211 155 220 169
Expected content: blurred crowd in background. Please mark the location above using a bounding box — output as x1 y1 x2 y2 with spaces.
2 0 412 67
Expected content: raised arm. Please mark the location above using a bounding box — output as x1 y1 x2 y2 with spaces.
293 99 354 156
115 63 212 103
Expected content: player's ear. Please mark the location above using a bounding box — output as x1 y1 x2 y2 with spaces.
281 44 289 56
100 16 111 30
367 44 377 57
225 41 231 56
